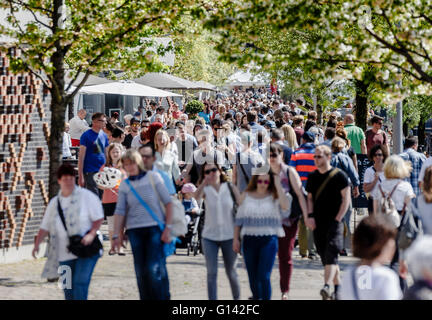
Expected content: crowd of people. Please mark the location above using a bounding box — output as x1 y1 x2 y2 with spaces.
34 87 432 300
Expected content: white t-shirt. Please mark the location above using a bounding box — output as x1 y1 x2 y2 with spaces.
40 187 104 262
62 132 72 158
418 157 432 182
202 183 235 241
371 178 415 211
363 167 385 196
131 135 144 149
340 265 402 300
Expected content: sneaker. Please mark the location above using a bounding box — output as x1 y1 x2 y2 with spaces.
308 253 318 260
320 285 331 300
282 292 289 300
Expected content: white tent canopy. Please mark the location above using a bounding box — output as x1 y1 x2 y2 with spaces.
226 70 267 87
133 72 203 90
78 81 182 97
194 80 217 91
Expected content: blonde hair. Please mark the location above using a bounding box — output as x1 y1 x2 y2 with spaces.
121 149 145 172
281 124 298 149
383 155 412 179
105 142 125 167
315 145 332 157
423 166 432 203
154 129 171 153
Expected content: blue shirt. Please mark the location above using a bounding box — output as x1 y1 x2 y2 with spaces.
198 111 212 124
400 148 426 196
80 129 109 173
331 152 360 187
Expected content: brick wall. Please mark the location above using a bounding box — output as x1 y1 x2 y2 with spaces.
0 47 51 256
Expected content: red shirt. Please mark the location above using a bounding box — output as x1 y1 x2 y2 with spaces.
365 129 387 154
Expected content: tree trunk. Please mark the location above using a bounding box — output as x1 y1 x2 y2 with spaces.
418 113 427 147
48 1 67 199
353 80 369 131
316 103 323 126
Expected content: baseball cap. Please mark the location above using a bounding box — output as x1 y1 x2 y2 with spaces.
264 121 276 129
133 111 141 117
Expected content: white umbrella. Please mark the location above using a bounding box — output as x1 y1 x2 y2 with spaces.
78 80 182 97
133 73 202 90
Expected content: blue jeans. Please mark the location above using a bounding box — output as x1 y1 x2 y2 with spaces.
201 238 240 300
242 235 278 300
127 226 170 300
59 254 99 300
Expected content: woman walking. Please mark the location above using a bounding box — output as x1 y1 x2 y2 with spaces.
269 143 308 300
233 171 290 300
112 149 173 300
98 142 126 255
194 162 242 300
363 144 388 214
32 164 104 300
339 215 401 300
154 129 181 185
372 155 415 292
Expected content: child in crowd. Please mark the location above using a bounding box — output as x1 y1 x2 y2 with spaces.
98 142 126 255
181 183 199 225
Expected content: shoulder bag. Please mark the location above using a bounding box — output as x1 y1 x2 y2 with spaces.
314 168 340 202
57 199 103 258
147 172 187 238
124 178 179 257
286 166 306 221
226 182 238 218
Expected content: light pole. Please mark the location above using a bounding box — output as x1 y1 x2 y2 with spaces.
393 81 403 154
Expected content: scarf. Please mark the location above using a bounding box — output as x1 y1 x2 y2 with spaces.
41 186 82 279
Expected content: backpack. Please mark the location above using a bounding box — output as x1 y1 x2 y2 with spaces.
398 198 423 250
377 182 401 228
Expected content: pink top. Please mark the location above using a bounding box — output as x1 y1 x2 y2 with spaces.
100 164 125 204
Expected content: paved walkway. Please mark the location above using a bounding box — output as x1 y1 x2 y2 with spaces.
0 240 359 300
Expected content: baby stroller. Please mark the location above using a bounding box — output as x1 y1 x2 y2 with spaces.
175 201 205 256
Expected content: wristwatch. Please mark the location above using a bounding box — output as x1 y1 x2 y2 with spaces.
307 213 314 218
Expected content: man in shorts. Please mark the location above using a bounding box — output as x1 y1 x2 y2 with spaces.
305 145 351 300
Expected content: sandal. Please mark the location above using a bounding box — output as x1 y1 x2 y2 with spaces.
108 249 116 256
118 248 126 256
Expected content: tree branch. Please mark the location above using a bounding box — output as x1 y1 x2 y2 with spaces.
65 70 92 103
7 0 53 15
364 27 432 83
65 65 84 92
420 13 432 25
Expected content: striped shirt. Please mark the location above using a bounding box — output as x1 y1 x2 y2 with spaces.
289 143 316 187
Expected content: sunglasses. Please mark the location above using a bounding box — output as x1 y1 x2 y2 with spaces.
204 168 218 175
270 153 278 158
131 123 140 127
141 154 153 159
377 122 383 125
257 179 270 184
374 153 384 157
314 155 324 159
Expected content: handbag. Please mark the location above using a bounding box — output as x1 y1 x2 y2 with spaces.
398 198 423 250
148 172 187 237
124 178 178 257
286 167 306 221
226 182 238 218
57 199 103 258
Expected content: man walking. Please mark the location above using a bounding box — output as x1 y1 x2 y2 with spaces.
400 136 427 196
365 115 390 155
123 118 140 149
78 112 109 198
69 109 89 147
305 145 351 300
343 114 367 155
290 131 317 259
